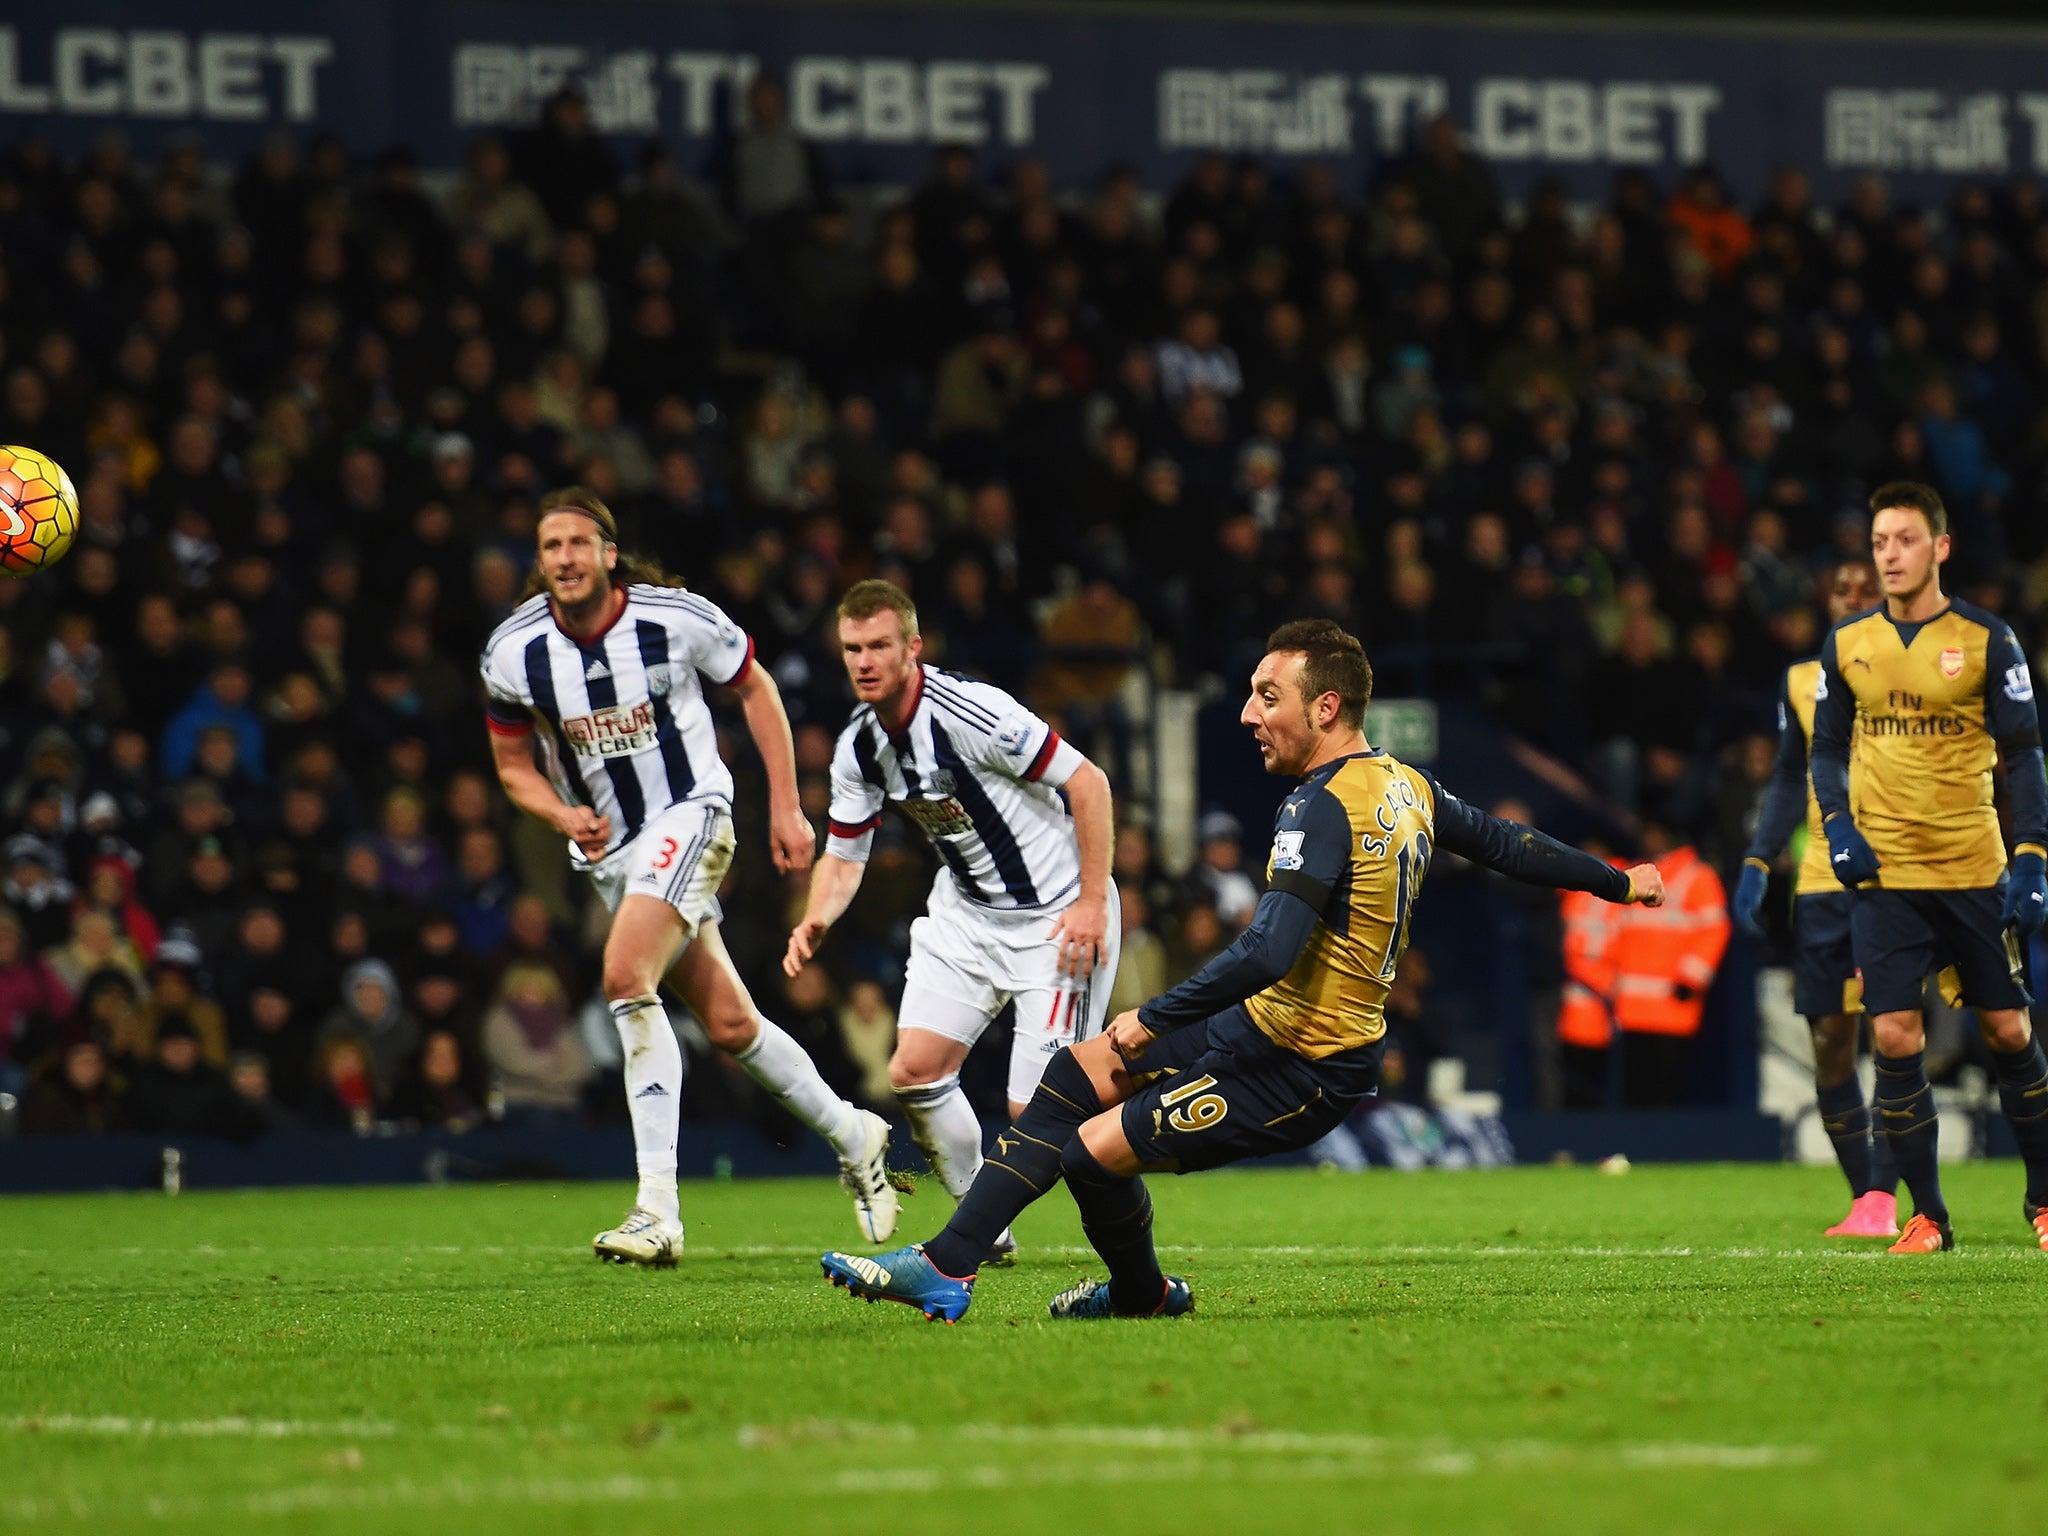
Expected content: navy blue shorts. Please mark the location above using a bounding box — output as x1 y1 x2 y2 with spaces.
1850 886 2031 1015
1120 1006 1382 1173
1793 891 1858 1019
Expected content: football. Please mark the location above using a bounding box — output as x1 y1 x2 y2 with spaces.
0 443 80 577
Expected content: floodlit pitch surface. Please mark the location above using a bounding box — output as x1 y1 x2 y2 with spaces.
3 1164 2041 1534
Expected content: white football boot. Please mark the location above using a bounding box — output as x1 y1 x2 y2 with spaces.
593 1206 684 1267
839 1110 901 1243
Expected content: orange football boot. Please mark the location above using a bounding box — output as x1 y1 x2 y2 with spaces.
1886 1213 1954 1253
2026 1203 2048 1253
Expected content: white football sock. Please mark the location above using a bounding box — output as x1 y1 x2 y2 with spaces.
895 1073 983 1200
609 995 682 1226
734 1017 862 1157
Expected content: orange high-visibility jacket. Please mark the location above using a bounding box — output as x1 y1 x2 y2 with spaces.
1608 844 1730 1038
1557 863 1628 1049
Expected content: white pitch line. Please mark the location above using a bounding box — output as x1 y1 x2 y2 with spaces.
0 1433 1820 1523
2 1239 2034 1265
3 1474 684 1524
1 1415 399 1439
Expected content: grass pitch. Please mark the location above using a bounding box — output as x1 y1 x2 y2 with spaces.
3 1162 2044 1535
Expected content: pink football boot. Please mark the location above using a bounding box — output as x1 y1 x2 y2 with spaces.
1825 1190 1900 1238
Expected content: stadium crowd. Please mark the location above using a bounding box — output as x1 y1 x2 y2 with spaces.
0 84 2042 1138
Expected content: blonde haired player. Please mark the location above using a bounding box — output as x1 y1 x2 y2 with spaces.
785 579 1116 1266
482 489 896 1265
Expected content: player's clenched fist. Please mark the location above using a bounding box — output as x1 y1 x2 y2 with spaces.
556 806 612 861
1104 1009 1157 1060
1622 863 1665 907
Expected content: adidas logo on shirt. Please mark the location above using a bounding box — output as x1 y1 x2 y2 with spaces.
634 1082 668 1098
585 656 610 680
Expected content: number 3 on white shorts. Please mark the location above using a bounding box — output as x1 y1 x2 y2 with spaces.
1158 1073 1229 1134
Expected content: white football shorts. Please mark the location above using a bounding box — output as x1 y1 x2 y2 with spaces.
584 799 734 932
900 875 1122 1105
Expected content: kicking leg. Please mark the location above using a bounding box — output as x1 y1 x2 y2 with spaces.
672 918 898 1242
819 1034 1139 1318
919 1033 1133 1277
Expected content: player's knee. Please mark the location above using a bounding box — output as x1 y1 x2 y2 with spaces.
887 1040 946 1091
1039 1044 1101 1105
1979 1010 2033 1053
1871 1011 1923 1057
601 956 658 1004
1058 1134 1111 1184
887 1054 931 1092
700 1002 758 1053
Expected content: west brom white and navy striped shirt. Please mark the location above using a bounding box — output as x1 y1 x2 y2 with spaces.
480 584 755 861
826 667 1089 912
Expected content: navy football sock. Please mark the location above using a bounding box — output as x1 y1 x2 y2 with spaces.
1060 1138 1164 1314
1816 1077 1877 1198
1868 1102 1899 1198
1988 1035 2048 1208
921 1049 1101 1278
1874 1050 1948 1226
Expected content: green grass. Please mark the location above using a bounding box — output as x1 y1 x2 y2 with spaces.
2 1163 2044 1535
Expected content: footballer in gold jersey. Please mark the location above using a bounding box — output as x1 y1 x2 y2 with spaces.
1734 559 1900 1238
1810 482 2048 1256
823 621 1663 1323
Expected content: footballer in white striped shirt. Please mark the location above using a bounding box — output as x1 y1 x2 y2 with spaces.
482 489 899 1265
784 580 1117 1264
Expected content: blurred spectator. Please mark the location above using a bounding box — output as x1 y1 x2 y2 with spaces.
226 1052 303 1135
305 1034 378 1134
22 1032 128 1136
388 1029 483 1132
373 788 451 910
1033 573 1142 786
1188 811 1260 929
1105 884 1169 1020
835 978 897 1111
47 908 144 997
319 958 421 1101
0 909 68 1094
143 930 229 1064
124 1013 239 1136
231 983 314 1109
5 836 77 950
160 662 266 782
481 961 589 1124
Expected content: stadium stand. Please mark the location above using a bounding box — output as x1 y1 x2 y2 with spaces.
0 98 2039 1140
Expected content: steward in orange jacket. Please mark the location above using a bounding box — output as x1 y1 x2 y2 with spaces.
1610 841 1730 1038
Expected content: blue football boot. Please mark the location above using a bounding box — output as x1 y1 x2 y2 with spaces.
821 1244 975 1323
1046 1275 1195 1319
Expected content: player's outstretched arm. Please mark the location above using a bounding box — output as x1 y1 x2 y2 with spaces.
728 663 816 874
784 852 867 977
489 727 610 861
1425 776 1643 905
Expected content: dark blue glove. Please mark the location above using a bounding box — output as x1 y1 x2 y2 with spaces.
2002 850 2048 935
1823 814 1881 889
1733 858 1770 937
